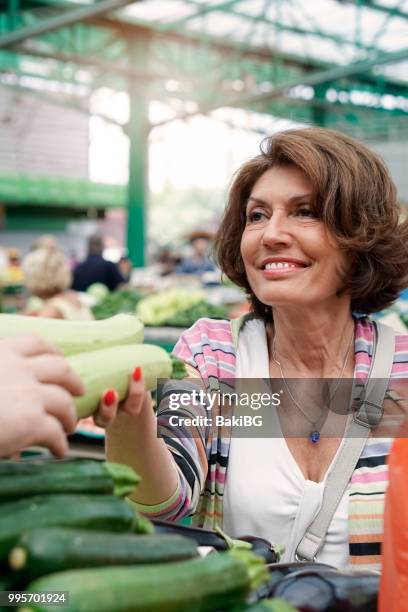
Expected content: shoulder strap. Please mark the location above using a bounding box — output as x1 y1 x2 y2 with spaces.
295 320 395 562
230 313 256 350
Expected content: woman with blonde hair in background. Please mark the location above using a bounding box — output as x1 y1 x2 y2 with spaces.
23 247 93 321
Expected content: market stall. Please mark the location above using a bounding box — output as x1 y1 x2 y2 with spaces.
0 309 401 611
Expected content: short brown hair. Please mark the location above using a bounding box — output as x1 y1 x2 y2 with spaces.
214 127 408 317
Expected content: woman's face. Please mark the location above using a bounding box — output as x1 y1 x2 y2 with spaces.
240 164 351 310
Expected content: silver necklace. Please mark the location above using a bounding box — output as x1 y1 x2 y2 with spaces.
271 329 354 444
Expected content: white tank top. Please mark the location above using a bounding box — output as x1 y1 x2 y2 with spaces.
223 318 350 569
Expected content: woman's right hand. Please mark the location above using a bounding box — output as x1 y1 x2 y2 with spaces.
94 366 153 429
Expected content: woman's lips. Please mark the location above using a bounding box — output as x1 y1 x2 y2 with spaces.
261 265 309 278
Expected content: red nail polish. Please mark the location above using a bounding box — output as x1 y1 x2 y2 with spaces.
103 389 117 407
133 366 142 381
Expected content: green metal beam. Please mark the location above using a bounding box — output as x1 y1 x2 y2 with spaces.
14 45 157 82
369 0 407 47
177 0 380 53
0 172 125 208
153 43 408 126
0 0 137 49
97 16 408 92
126 30 151 267
154 0 246 32
342 0 408 21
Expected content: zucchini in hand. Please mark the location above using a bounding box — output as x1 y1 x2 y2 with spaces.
68 344 172 418
22 550 265 612
0 313 144 355
0 494 146 559
9 528 198 580
0 460 139 501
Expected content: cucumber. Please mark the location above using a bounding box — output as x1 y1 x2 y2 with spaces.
68 344 172 418
0 313 143 356
0 460 140 501
0 494 145 559
9 529 198 579
21 552 254 611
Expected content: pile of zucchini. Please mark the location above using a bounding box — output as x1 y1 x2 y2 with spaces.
0 458 294 612
0 313 186 418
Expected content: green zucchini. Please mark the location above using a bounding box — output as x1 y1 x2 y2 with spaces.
0 494 147 560
21 551 259 611
0 460 140 501
9 529 198 579
0 313 143 356
68 344 172 418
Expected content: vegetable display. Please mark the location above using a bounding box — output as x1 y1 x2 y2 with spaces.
135 288 228 327
0 458 286 612
0 455 376 611
164 300 229 327
0 493 141 558
136 288 206 326
91 289 142 320
21 550 266 612
9 529 199 579
0 459 139 500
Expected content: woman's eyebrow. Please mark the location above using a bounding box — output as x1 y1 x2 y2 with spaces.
247 196 268 205
248 194 311 206
289 194 312 202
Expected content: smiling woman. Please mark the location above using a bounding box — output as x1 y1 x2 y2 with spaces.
105 127 408 575
239 164 350 316
215 127 408 319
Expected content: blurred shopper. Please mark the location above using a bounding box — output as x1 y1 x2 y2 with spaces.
72 235 124 292
23 247 93 320
176 231 216 275
157 247 181 277
118 255 132 284
5 248 24 284
30 234 59 252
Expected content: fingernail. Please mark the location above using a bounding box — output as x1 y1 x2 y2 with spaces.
133 366 142 382
103 389 117 407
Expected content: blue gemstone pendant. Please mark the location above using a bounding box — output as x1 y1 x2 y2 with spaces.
309 430 320 444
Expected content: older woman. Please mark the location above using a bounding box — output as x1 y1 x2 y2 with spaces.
23 247 93 320
105 128 408 572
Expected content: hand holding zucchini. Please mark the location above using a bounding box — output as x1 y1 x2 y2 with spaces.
68 344 172 418
0 313 185 420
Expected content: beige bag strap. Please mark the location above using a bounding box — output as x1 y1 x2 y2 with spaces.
295 320 395 562
231 313 256 350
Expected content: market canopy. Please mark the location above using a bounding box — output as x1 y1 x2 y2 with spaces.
0 0 408 139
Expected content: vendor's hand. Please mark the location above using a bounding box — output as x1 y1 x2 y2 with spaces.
94 367 152 428
0 334 85 458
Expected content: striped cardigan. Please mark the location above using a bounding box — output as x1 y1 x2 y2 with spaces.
146 315 408 570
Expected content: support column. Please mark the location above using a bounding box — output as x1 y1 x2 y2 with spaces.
126 30 151 267
312 84 327 127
